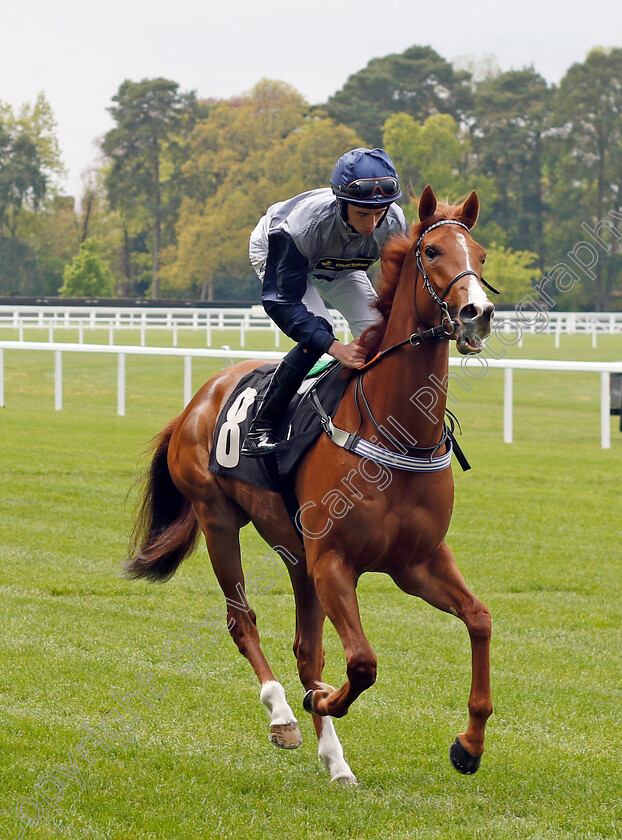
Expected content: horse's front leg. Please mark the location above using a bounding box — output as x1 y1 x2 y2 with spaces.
303 549 377 720
287 554 357 784
392 541 492 774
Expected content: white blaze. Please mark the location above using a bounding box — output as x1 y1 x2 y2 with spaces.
456 232 489 311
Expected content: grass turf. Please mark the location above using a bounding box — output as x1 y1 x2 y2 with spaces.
0 331 620 839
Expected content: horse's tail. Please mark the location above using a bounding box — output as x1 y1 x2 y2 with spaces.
125 418 200 582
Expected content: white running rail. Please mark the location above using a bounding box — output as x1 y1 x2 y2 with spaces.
1 306 622 349
1 341 621 449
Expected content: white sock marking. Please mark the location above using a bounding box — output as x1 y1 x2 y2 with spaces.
318 717 357 783
260 680 297 725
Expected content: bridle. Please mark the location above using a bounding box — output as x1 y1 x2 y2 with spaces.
360 219 499 370
313 219 499 471
414 219 498 332
347 219 498 470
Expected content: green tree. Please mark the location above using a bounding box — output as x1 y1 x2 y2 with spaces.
484 244 540 305
0 94 67 294
162 79 308 299
0 94 65 235
76 173 145 296
0 117 47 236
162 80 362 300
9 93 64 184
471 68 551 264
324 45 472 147
15 195 81 294
180 79 309 204
384 112 466 223
0 235 41 295
59 238 115 297
382 111 499 231
545 47 622 311
101 78 197 298
254 110 363 207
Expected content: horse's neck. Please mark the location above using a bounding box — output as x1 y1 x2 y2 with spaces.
363 259 449 449
363 340 449 449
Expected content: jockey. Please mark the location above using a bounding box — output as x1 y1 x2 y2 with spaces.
241 147 408 458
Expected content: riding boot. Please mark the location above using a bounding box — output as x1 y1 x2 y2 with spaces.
240 360 306 457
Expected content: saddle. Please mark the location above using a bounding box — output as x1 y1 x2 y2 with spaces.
208 361 351 494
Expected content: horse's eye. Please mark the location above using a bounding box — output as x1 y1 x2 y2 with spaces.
482 256 486 264
425 246 438 259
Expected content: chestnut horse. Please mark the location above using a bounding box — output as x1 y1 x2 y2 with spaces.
127 186 494 784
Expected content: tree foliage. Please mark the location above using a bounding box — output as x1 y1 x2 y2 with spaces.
3 46 622 311
471 69 551 265
162 80 362 300
0 94 74 293
483 244 540 305
101 78 197 298
324 46 473 148
0 129 46 235
0 235 41 295
16 196 80 294
0 94 65 233
59 238 115 297
545 48 622 310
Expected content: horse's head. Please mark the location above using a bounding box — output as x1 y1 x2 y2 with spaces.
415 186 494 355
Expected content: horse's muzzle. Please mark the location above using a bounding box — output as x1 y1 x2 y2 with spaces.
455 302 494 355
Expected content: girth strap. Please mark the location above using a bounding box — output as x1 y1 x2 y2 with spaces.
309 390 459 474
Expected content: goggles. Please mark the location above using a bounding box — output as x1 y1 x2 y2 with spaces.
336 176 400 201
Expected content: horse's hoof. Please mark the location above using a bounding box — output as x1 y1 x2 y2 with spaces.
332 773 358 787
302 689 316 715
269 722 302 749
449 736 482 774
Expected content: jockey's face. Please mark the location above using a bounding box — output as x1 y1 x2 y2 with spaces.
346 204 389 236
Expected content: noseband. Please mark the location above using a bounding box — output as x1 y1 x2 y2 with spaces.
359 219 499 371
414 219 499 332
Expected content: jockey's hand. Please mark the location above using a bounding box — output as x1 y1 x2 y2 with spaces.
328 337 367 369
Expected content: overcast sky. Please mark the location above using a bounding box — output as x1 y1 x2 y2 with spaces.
2 0 620 197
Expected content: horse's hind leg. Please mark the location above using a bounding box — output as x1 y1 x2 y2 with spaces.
192 496 302 749
392 541 492 774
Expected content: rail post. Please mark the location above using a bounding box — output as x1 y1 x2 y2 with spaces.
184 355 192 407
54 350 62 411
601 371 611 450
503 367 513 444
117 353 126 417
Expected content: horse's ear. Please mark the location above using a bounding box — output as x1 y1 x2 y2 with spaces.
418 185 437 222
459 191 479 229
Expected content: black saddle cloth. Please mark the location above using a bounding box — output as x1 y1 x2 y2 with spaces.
208 361 351 493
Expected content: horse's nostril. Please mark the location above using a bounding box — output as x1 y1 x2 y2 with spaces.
459 303 481 322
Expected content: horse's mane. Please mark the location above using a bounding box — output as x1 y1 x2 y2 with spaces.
360 200 467 358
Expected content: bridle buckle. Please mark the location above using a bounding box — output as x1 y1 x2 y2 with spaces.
441 306 455 336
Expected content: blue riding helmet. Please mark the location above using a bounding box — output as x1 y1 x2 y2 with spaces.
330 148 403 207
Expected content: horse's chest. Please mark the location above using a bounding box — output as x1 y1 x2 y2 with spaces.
330 494 451 571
